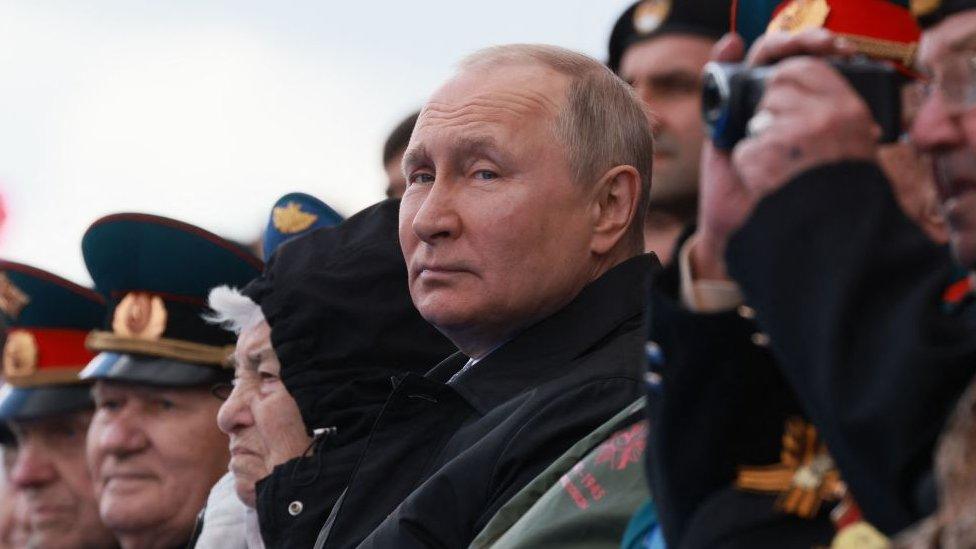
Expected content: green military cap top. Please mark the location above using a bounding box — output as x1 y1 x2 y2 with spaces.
79 213 262 387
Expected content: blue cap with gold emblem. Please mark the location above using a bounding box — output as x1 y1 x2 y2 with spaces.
262 192 343 260
608 0 733 73
79 213 263 387
0 261 105 421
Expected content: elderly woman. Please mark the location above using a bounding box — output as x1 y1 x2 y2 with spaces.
205 199 455 548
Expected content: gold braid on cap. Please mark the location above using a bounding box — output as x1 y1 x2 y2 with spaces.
86 331 234 368
838 33 918 67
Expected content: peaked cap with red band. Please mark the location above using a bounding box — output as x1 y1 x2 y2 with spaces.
734 0 921 67
0 260 105 421
80 213 262 387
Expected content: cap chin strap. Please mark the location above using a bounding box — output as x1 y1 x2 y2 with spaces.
86 331 234 368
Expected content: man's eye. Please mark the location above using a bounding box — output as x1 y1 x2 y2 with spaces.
259 371 278 382
409 173 435 185
96 399 122 411
154 398 176 411
473 170 498 181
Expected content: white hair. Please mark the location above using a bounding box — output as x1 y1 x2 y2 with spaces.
205 286 264 335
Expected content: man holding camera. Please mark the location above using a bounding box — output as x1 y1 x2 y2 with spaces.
644 0 968 546
659 0 976 542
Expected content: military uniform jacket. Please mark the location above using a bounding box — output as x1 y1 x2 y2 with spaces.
646 239 834 548
726 161 976 534
316 255 652 548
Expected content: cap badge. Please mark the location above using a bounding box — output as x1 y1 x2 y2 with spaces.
0 273 30 320
768 0 831 34
633 0 672 35
3 330 38 379
273 202 319 235
112 292 167 341
911 0 942 17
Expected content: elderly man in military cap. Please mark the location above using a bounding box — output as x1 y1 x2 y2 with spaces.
79 213 262 549
608 0 731 261
663 0 976 541
0 261 117 549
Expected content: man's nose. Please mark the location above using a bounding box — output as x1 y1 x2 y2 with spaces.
216 385 255 435
9 441 57 489
411 179 462 245
95 411 149 457
911 94 966 153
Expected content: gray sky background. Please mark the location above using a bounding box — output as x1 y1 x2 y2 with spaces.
0 0 635 284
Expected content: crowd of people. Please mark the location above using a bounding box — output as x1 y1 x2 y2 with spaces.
0 0 975 547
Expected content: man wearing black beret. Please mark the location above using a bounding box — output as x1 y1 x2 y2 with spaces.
608 0 730 262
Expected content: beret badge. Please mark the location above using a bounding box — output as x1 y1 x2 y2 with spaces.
768 0 831 34
633 0 672 35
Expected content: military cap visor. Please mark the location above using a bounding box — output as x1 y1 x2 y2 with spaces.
80 352 232 387
0 384 93 421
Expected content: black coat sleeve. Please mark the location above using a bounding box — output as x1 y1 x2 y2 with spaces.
726 161 976 534
647 258 813 547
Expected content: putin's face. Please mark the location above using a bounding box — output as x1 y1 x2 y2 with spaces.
399 63 597 356
87 381 228 548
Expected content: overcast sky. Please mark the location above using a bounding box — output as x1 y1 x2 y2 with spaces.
0 0 636 284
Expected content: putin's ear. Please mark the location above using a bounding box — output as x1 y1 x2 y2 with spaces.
589 165 642 255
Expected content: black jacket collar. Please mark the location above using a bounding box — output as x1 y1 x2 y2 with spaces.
426 253 657 414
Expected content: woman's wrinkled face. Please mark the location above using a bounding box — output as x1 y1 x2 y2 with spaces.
217 319 310 507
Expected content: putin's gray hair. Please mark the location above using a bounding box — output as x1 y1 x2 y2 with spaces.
459 44 654 248
205 286 264 335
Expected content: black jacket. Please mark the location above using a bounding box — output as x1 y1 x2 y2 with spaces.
726 161 976 534
646 234 834 548
317 254 653 548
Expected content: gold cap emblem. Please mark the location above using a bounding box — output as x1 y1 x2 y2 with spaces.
0 273 30 320
3 330 38 379
911 0 942 17
273 202 319 235
768 0 831 34
633 0 672 35
112 293 167 341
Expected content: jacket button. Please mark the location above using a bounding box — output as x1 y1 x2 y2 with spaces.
751 332 771 347
288 501 304 516
737 305 757 320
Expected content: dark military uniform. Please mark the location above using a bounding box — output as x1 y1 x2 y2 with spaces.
726 162 976 534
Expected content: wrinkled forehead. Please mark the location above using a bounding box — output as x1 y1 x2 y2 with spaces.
415 64 569 138
918 10 976 67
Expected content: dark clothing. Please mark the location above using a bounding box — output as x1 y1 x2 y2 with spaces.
646 239 834 548
244 200 456 547
726 161 976 534
317 255 653 548
256 435 367 549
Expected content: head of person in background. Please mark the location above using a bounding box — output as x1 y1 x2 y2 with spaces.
383 111 420 199
0 262 116 549
210 198 455 521
906 1 976 267
78 213 262 549
401 43 652 359
261 192 343 261
608 0 730 261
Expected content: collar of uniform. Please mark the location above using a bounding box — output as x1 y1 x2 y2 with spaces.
426 253 657 415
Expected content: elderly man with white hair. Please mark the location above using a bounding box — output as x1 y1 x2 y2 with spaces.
315 43 655 549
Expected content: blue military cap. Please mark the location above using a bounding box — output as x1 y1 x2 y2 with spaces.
0 261 105 421
262 193 343 260
79 213 263 386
